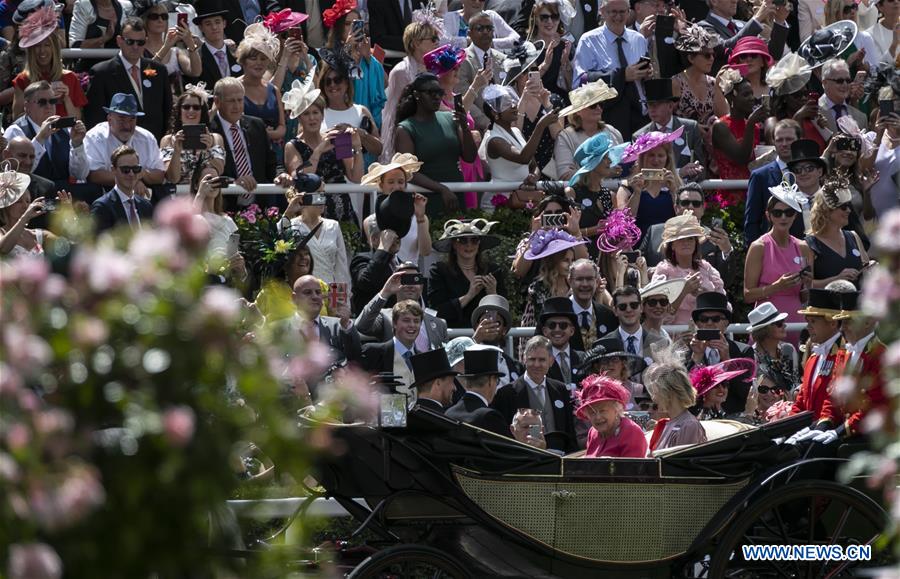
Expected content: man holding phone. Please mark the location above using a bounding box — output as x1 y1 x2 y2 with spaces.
471 295 524 386
454 12 507 132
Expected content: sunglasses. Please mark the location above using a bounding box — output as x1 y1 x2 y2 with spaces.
772 320 785 327
757 385 783 395
679 199 703 208
472 24 494 32
324 76 346 86
117 165 143 174
697 315 725 323
825 77 852 85
181 104 202 111
769 208 797 218
587 102 603 110
836 202 853 211
842 3 858 12
792 164 820 175
697 51 715 58
31 97 60 106
145 12 168 20
545 320 571 330
453 236 480 245
538 13 560 21
616 302 641 311
123 38 147 46
644 298 669 307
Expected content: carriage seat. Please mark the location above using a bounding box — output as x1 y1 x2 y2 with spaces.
649 419 755 457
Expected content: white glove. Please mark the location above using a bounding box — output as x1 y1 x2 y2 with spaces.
784 427 818 445
811 429 839 445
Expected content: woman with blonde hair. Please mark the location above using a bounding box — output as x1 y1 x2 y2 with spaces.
616 129 683 238
554 80 623 180
805 177 870 289
645 345 707 452
237 24 287 160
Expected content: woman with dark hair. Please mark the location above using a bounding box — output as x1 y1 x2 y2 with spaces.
519 228 585 327
764 54 828 150
317 60 382 157
428 219 507 328
554 79 622 180
672 25 728 130
711 70 768 200
394 72 477 216
747 302 799 393
160 86 226 184
136 0 200 80
525 0 575 101
511 191 583 280
726 37 773 101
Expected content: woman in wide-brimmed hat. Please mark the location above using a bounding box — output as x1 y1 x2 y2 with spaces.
0 161 70 257
362 153 431 263
763 53 829 151
427 219 506 329
727 36 773 101
518 227 587 330
640 278 686 339
650 213 725 324
747 302 800 394
690 358 756 420
575 374 648 458
554 79 623 181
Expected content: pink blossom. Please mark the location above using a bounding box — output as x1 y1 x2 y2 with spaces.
7 543 62 579
128 229 180 263
0 452 19 482
0 362 23 396
72 317 109 348
267 206 280 218
490 194 509 208
199 286 241 323
6 423 31 451
39 274 67 301
874 208 900 252
241 211 257 224
55 467 105 524
73 247 134 293
33 409 75 436
306 341 335 375
3 326 52 369
883 340 900 369
154 196 210 248
830 375 856 405
861 266 897 318
11 255 49 286
162 405 196 447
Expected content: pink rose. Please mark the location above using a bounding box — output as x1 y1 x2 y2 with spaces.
56 467 106 524
155 196 210 248
267 206 280 218
199 286 241 323
490 194 509 207
7 543 62 579
6 423 30 451
162 405 196 447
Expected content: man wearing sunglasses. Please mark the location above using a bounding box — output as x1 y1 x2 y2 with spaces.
603 286 667 376
455 11 509 132
85 17 172 142
537 297 587 388
818 59 867 134
90 145 154 232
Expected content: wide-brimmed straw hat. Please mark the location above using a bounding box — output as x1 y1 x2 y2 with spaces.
657 213 705 252
574 374 631 420
728 36 774 67
361 153 423 185
621 125 684 164
433 219 500 252
0 163 31 209
501 39 545 87
640 278 686 304
568 132 629 185
523 228 587 260
798 20 857 69
690 358 756 398
797 289 843 318
766 52 813 96
558 79 618 118
747 302 789 333
423 44 466 76
18 4 57 48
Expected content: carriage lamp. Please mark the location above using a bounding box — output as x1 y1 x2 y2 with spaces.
372 372 409 428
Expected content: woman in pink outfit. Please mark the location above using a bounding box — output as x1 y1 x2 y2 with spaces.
577 375 648 458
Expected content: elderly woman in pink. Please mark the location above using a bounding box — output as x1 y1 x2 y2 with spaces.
651 213 725 325
576 374 648 458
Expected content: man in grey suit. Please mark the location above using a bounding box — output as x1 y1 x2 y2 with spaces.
633 78 707 181
698 0 787 74
454 11 507 132
355 266 448 350
603 286 667 375
293 275 362 367
818 59 868 134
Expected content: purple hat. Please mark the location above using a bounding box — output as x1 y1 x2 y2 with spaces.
523 228 587 261
621 125 685 164
424 44 466 76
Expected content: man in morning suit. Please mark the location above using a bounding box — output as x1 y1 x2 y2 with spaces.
367 0 427 53
568 259 619 351
409 348 459 413
90 145 154 232
491 336 579 453
743 119 801 245
454 11 507 132
538 297 587 389
209 77 277 209
85 17 172 143
360 300 426 395
698 0 787 75
446 349 511 438
186 1 242 90
292 274 362 368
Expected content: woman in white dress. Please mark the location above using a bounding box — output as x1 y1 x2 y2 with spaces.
288 196 352 290
138 0 201 78
0 168 68 259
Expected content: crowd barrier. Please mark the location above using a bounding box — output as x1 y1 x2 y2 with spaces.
61 47 407 60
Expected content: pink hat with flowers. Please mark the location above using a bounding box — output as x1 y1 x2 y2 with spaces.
621 125 684 164
690 358 756 398
19 4 58 49
424 44 466 76
728 36 774 67
575 374 631 420
263 9 309 34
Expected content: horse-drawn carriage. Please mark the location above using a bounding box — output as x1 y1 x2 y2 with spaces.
300 407 890 578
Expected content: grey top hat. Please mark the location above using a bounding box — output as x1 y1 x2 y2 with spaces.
470 294 513 329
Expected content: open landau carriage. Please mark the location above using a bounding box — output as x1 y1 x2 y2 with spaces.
301 407 890 578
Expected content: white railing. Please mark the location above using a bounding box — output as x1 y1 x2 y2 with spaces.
62 47 407 59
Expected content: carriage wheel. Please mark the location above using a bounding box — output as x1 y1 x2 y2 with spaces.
347 544 471 579
708 480 888 579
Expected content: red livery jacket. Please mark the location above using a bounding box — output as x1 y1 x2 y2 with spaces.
820 337 886 436
790 343 843 427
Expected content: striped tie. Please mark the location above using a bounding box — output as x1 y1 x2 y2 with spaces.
229 123 252 177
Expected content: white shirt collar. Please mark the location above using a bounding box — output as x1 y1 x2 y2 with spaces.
655 118 675 131
776 157 788 170
217 113 235 133
472 45 487 63
523 372 546 390
552 345 571 359
26 116 42 134
812 331 842 357
204 40 227 53
393 337 414 357
114 186 135 204
467 390 490 407
571 297 592 316
118 52 141 71
418 396 443 408
822 94 844 110
847 332 875 353
618 326 643 341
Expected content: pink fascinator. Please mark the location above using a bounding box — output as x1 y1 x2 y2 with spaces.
765 400 793 422
621 125 684 164
690 358 756 398
263 9 308 34
837 116 876 157
596 208 641 253
575 374 631 420
19 5 58 49
523 228 587 261
424 44 465 76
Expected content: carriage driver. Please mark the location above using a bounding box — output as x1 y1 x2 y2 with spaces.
576 374 649 458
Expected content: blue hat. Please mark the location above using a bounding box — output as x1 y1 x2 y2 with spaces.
568 132 629 186
103 93 145 117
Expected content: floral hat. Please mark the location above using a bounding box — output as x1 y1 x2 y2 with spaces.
657 213 705 252
317 45 361 80
322 0 356 28
0 162 31 209
282 78 321 119
184 81 212 103
239 22 281 62
523 228 587 260
728 36 773 68
766 52 813 96
433 219 500 252
820 174 853 209
501 39 545 87
263 8 308 34
767 172 808 214
482 84 520 113
574 374 631 420
361 153 423 185
674 24 719 53
568 132 629 185
621 125 684 164
19 4 58 49
690 358 756 398
557 78 618 118
717 66 746 96
424 44 466 76
412 1 444 36
596 208 641 253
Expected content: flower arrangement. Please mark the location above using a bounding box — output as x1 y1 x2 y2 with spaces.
232 203 306 282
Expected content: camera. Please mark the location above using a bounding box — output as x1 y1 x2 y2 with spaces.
293 171 322 193
541 213 567 228
400 273 424 286
642 168 665 181
298 193 327 206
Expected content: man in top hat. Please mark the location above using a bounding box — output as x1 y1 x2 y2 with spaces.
568 259 619 351
603 286 668 374
360 300 428 393
454 11 508 132
472 294 524 386
85 17 172 143
633 78 707 180
788 289 845 428
409 348 459 412
491 336 578 453
446 349 511 437
186 0 242 88
685 291 753 414
84 93 166 197
819 59 868 135
356 265 447 351
537 296 587 388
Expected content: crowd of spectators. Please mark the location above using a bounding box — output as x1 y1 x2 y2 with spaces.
0 0 898 457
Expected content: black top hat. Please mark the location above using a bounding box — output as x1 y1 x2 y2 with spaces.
643 78 678 103
538 297 579 326
459 349 503 378
193 0 229 24
798 288 843 317
410 348 458 389
692 292 731 321
579 336 648 376
839 291 860 311
376 191 414 239
786 139 827 172
798 21 857 69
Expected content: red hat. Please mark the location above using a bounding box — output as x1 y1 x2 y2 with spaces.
575 374 630 420
690 358 756 398
728 37 774 67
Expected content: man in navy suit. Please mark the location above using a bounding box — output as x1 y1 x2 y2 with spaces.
84 17 172 142
90 145 154 232
743 119 802 245
446 349 511 437
367 0 426 53
292 274 362 367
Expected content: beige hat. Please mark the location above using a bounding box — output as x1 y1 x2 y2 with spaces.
640 278 686 304
0 164 31 209
657 213 705 252
361 153 424 185
558 79 618 118
282 79 321 119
